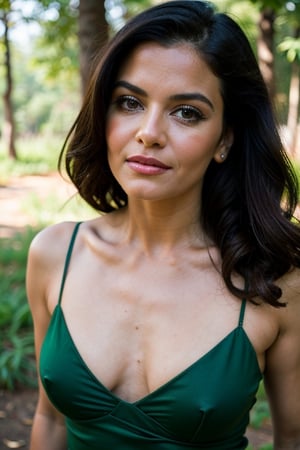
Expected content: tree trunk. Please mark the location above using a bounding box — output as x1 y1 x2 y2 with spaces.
287 27 300 160
78 0 108 95
287 62 300 159
257 8 276 103
2 10 17 160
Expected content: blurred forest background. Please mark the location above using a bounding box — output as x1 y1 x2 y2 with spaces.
0 1 299 449
1 0 300 161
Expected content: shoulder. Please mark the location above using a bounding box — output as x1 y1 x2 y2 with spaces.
28 221 80 270
26 221 81 312
264 267 300 366
27 213 121 272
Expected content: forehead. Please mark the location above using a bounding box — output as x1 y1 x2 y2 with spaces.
115 42 222 104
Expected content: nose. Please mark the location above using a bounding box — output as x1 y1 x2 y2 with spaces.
135 107 167 148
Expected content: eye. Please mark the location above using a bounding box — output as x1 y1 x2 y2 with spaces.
172 105 205 123
115 95 143 112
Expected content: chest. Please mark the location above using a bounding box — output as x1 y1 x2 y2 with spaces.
60 251 239 353
49 244 275 402
40 305 262 446
57 262 213 391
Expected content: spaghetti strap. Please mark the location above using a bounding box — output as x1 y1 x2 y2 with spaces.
58 222 82 305
238 278 249 327
238 299 247 327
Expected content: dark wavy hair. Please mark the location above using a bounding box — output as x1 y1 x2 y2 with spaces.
59 0 300 306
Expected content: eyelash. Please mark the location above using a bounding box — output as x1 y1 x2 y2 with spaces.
173 105 206 123
113 95 206 123
114 95 142 111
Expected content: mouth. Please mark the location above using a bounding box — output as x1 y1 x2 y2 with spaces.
126 155 171 169
126 155 171 175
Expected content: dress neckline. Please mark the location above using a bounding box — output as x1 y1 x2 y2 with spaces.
50 303 261 406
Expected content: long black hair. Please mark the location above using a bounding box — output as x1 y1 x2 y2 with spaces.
59 0 300 306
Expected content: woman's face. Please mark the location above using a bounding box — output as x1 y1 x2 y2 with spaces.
106 42 232 204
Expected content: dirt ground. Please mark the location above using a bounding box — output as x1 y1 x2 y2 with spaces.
0 389 37 450
0 172 77 238
0 173 274 449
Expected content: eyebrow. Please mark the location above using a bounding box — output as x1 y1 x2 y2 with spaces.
113 80 214 111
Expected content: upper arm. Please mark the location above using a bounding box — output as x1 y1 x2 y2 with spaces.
264 268 300 448
26 222 75 423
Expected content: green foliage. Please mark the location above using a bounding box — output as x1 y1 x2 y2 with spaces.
248 382 273 449
0 0 296 140
0 228 38 389
213 0 297 112
250 399 271 429
33 0 151 74
32 25 78 82
124 0 155 16
247 444 273 450
214 0 259 46
0 134 96 390
250 382 271 429
278 36 300 62
0 0 11 13
0 35 80 139
249 0 285 11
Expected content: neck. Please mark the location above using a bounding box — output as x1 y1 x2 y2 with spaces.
119 197 207 256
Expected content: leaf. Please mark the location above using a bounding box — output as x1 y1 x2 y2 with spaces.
278 37 300 62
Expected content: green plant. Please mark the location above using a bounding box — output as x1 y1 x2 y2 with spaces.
247 441 273 449
250 398 271 429
0 228 39 389
250 382 271 431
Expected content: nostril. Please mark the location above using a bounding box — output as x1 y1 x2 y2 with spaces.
135 130 165 149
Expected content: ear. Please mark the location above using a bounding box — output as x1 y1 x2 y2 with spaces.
213 128 234 164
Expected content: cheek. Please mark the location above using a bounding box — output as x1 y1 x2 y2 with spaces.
106 114 135 154
106 116 120 153
175 131 220 165
106 116 133 178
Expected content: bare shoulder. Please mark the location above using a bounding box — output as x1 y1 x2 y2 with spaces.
26 221 81 313
28 221 79 264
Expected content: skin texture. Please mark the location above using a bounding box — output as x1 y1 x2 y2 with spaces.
106 44 231 204
27 44 300 450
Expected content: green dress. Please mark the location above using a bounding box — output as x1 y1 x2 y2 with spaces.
40 222 262 449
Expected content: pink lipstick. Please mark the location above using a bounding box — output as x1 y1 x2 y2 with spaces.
126 155 171 175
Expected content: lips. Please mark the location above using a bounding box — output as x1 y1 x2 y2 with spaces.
126 155 171 169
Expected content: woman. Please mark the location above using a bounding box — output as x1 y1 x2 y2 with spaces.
27 1 300 449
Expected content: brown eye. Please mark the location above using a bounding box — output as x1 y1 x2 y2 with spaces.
116 95 143 112
172 105 205 123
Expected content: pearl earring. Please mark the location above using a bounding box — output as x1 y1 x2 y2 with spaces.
220 153 225 160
